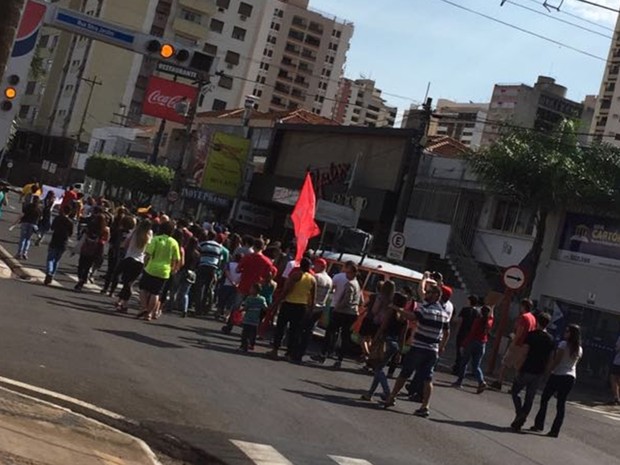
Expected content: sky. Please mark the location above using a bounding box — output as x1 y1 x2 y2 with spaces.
309 0 618 116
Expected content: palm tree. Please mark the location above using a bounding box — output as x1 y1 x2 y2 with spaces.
0 0 26 81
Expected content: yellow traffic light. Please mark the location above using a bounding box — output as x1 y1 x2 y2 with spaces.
4 87 17 100
160 44 175 59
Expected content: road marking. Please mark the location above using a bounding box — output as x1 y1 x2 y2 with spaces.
570 402 620 421
604 414 620 422
329 456 374 465
230 440 294 464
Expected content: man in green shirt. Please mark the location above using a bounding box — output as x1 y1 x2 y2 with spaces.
139 221 181 321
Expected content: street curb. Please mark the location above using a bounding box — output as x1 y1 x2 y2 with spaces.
0 385 163 465
0 376 226 465
0 243 34 280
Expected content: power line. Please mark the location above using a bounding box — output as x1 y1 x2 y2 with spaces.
505 0 612 38
438 0 607 62
521 0 614 30
572 0 620 14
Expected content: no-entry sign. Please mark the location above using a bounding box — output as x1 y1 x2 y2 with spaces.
502 265 526 291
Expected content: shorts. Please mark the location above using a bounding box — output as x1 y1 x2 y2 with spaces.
502 344 527 370
611 364 620 376
399 347 438 381
139 272 166 296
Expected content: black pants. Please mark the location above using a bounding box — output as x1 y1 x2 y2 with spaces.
300 310 322 359
114 258 144 301
194 266 218 314
77 254 97 284
453 335 465 372
240 324 258 351
534 374 575 435
322 312 357 362
273 302 306 361
102 248 121 291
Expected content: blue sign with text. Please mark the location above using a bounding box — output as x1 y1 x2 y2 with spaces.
55 12 135 45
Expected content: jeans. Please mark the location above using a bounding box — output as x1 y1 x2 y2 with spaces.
534 374 575 435
194 266 218 314
18 223 37 257
175 279 193 314
322 312 358 362
456 341 487 385
512 372 543 425
368 338 400 397
77 254 97 285
46 247 65 277
273 302 306 360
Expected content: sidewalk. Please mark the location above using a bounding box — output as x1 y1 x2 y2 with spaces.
0 387 160 465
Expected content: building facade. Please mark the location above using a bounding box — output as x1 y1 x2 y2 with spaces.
426 99 488 149
198 0 353 117
332 78 397 127
480 75 588 147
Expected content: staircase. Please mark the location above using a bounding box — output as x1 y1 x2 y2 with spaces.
446 233 492 298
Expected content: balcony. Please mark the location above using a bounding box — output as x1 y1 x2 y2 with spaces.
294 78 309 88
278 71 293 82
281 57 296 68
179 0 216 16
172 17 208 40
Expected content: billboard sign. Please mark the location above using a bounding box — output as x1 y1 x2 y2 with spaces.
142 76 197 124
558 213 620 270
201 132 250 197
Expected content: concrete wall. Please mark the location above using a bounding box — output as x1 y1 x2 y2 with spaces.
472 229 532 267
404 218 451 258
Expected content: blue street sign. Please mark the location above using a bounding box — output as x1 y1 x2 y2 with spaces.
55 12 135 45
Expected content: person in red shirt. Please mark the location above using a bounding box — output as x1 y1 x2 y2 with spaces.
491 299 537 391
453 305 494 393
222 238 276 333
60 186 78 214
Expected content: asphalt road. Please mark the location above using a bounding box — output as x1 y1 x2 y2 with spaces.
0 206 618 465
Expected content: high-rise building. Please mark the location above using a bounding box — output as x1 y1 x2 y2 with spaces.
591 13 620 145
199 0 354 117
402 99 488 148
332 78 397 127
480 75 585 147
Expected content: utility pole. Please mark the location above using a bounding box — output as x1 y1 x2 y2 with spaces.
76 75 102 145
150 118 166 164
393 97 433 233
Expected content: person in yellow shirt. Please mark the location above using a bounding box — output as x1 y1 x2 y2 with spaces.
21 181 42 200
269 257 316 362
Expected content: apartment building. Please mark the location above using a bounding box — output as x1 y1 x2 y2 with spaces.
428 99 487 149
591 13 620 145
480 75 589 147
200 0 354 117
332 78 397 127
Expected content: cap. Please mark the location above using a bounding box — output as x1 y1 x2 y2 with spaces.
441 285 453 300
314 258 327 268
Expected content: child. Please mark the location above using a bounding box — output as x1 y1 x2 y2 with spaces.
260 271 278 306
240 283 268 352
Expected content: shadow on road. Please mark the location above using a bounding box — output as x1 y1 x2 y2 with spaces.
96 329 185 349
431 418 510 433
282 388 410 415
36 294 128 318
300 379 369 396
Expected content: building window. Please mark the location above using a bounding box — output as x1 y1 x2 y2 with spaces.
57 109 66 117
232 26 246 41
210 19 224 33
270 22 280 31
25 81 36 95
39 35 49 48
216 0 230 9
292 16 307 28
309 21 323 34
289 29 304 41
238 2 253 17
305 35 321 47
274 8 284 18
204 42 217 55
225 50 240 65
259 62 270 70
180 9 202 24
491 200 535 235
64 84 74 92
18 105 30 119
212 99 227 110
71 60 81 67
218 75 233 89
150 25 164 37
263 48 273 57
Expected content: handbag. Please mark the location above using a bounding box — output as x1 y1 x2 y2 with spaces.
230 308 244 326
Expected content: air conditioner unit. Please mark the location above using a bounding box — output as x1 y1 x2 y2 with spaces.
240 15 247 21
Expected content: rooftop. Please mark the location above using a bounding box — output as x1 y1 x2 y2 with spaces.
425 136 470 158
195 108 341 126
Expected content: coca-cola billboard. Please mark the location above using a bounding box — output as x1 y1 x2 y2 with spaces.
142 76 198 124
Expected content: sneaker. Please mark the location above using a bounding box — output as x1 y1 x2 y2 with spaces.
360 394 372 401
413 407 430 418
43 274 52 286
311 354 326 364
546 431 559 438
332 360 342 369
490 381 502 391
477 382 487 394
530 426 543 432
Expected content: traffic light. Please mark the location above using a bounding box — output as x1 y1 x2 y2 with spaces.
146 39 190 63
1 74 19 111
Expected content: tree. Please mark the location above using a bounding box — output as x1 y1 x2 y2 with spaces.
468 120 620 292
85 154 173 204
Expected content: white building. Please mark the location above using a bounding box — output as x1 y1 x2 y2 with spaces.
428 99 488 149
333 78 397 127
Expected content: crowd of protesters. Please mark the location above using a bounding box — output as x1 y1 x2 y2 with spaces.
7 180 620 436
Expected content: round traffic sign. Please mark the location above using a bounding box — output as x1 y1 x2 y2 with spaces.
502 265 526 291
167 190 179 203
390 232 405 249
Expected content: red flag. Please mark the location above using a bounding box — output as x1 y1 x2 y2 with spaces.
291 173 321 262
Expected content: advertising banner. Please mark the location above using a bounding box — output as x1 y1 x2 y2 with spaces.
558 212 620 270
142 76 197 124
201 132 250 197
